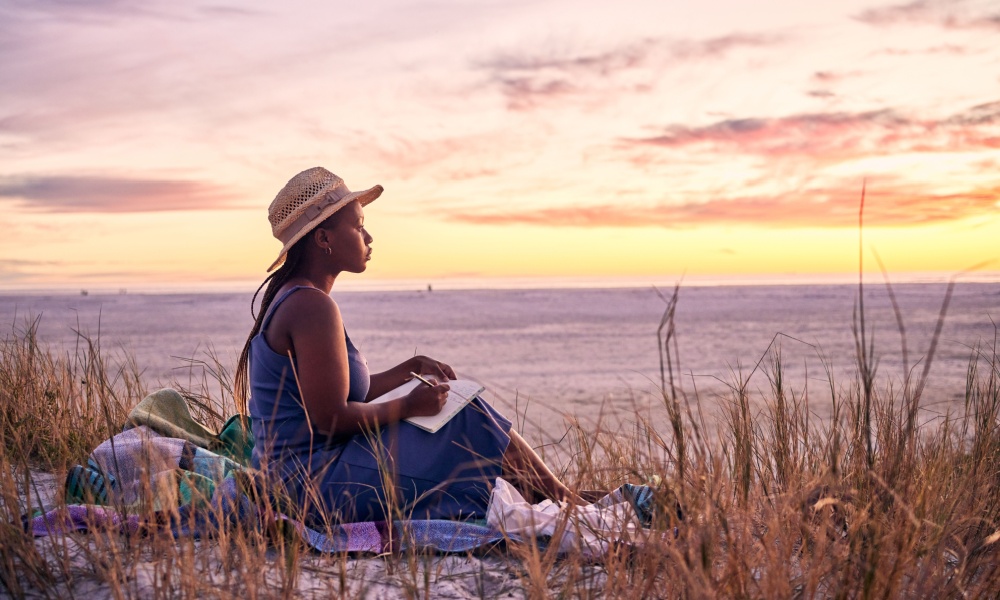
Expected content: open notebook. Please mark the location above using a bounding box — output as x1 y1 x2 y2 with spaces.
368 377 485 433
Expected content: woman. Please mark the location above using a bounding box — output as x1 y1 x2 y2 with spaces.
235 167 581 526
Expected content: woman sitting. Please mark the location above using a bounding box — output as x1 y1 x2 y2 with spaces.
234 167 582 525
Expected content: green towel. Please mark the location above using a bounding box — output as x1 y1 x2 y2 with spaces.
217 414 254 465
125 388 219 449
124 388 254 465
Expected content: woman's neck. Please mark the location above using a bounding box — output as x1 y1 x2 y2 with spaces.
288 267 340 294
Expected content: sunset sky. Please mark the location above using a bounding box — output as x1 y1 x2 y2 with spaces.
2 0 998 290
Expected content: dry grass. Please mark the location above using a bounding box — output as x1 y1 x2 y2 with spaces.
2 293 1000 598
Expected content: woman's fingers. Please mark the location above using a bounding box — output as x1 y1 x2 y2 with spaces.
407 382 449 416
434 383 450 407
430 358 456 380
440 362 457 380
415 355 457 380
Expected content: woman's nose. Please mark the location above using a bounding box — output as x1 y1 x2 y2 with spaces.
363 229 373 244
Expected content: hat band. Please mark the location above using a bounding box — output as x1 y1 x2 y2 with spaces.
277 183 352 245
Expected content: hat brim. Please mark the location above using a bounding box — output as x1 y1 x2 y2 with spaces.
266 184 382 272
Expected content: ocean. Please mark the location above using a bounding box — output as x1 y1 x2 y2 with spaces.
2 282 998 444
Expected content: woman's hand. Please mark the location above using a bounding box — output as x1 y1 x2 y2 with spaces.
366 355 457 405
404 381 450 418
408 355 457 381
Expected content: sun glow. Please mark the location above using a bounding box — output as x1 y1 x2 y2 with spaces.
1 0 998 290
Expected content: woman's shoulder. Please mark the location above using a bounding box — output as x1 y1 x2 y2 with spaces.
276 285 340 314
269 285 343 332
277 284 335 306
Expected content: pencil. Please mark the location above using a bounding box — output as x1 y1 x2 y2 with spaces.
409 371 435 387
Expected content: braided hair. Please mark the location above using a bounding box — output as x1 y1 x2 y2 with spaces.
234 240 307 413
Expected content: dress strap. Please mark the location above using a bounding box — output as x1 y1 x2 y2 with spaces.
260 285 327 331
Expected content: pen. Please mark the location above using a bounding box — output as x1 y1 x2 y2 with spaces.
409 372 435 387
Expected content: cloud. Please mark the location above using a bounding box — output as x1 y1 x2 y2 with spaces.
810 70 864 83
0 258 58 270
0 258 64 283
491 78 580 112
0 258 167 284
477 32 775 75
856 0 1000 30
624 101 1000 161
477 40 653 112
444 183 1000 228
199 4 267 18
344 131 539 183
480 39 656 75
668 33 781 59
477 33 782 111
2 0 179 26
875 43 969 56
627 110 909 160
0 175 239 213
945 100 1000 125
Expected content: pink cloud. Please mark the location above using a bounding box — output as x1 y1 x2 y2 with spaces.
494 78 579 112
478 33 782 111
346 137 502 183
0 175 239 212
810 70 865 83
856 0 1000 30
875 44 970 56
625 102 1000 161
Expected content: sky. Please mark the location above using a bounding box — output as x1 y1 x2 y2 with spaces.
1 0 998 290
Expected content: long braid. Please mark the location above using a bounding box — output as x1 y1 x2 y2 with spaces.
234 243 305 413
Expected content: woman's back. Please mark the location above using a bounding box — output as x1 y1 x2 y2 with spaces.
248 285 370 473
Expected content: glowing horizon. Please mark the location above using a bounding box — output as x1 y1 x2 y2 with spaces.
2 0 998 290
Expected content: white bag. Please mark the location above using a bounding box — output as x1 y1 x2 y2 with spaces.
486 477 646 556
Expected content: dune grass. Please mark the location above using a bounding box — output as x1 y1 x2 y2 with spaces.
2 289 999 598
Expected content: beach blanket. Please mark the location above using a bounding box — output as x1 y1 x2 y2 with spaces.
27 388 661 556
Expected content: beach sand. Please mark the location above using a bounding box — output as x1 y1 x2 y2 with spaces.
12 469 603 598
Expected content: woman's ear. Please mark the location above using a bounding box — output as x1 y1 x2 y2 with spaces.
313 226 333 248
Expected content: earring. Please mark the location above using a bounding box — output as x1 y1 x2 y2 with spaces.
324 247 332 256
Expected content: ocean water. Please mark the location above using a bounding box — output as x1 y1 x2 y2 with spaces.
2 283 997 443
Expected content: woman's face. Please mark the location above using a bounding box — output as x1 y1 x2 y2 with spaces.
322 200 373 273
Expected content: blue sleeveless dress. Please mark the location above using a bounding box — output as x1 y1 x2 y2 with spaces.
248 286 512 524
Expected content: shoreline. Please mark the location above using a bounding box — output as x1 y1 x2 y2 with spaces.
3 275 1000 297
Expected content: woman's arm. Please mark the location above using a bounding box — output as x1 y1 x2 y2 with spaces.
366 356 457 401
268 290 448 437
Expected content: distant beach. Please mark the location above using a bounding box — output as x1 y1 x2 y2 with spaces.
3 282 997 447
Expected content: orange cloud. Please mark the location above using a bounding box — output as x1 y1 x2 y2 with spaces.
445 183 1000 228
0 175 238 213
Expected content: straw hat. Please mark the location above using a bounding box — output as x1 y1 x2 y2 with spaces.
266 167 383 271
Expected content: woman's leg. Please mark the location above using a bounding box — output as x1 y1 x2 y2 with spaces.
501 429 585 505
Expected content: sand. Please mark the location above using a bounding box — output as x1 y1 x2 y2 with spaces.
10 469 604 598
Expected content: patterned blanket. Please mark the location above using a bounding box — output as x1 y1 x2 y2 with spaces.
27 388 664 556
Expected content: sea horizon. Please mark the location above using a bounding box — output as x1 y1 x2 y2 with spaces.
3 269 1000 296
